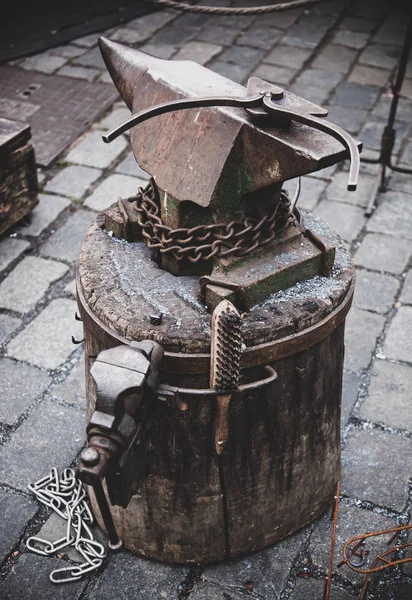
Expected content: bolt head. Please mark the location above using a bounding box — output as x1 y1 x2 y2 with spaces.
150 313 163 325
81 447 100 466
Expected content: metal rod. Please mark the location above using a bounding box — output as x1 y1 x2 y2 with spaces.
93 480 123 551
262 95 360 191
362 10 412 216
386 14 412 134
103 94 266 143
364 164 384 217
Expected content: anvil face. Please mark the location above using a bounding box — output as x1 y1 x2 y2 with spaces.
99 37 350 221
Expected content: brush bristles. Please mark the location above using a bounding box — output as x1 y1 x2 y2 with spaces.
214 308 242 393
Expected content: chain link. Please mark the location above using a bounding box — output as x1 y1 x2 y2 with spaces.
27 468 106 583
123 181 295 263
149 0 326 16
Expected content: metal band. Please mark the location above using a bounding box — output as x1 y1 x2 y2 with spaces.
157 365 278 399
77 275 354 375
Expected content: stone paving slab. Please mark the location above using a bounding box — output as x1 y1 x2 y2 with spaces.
314 201 366 242
66 131 127 169
64 279 76 296
84 173 145 211
383 306 412 363
87 552 187 600
0 491 38 563
344 307 385 373
360 359 412 430
325 171 377 207
98 106 130 131
341 371 362 425
0 314 21 346
361 117 409 156
252 63 296 87
173 41 223 64
400 270 412 304
0 358 51 425
331 81 380 110
56 65 100 81
348 64 390 87
359 43 400 69
333 29 370 49
313 44 358 73
51 357 85 408
0 397 85 491
325 105 368 135
40 210 94 263
353 269 399 314
264 44 312 69
292 68 344 105
202 531 305 599
16 194 71 237
0 553 86 599
297 177 327 211
19 52 68 74
45 166 102 200
6 299 83 370
0 256 68 314
0 238 30 273
115 153 150 179
341 427 412 511
354 233 411 274
290 578 355 599
190 581 251 599
366 191 412 240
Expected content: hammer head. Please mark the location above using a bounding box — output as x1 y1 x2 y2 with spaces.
99 37 353 223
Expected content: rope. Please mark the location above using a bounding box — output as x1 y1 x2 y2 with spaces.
149 0 327 16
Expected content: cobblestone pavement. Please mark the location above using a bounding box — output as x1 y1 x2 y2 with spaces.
1 0 412 598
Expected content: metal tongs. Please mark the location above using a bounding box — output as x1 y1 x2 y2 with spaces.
103 88 360 191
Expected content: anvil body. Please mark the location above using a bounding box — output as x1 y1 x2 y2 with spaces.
99 38 350 226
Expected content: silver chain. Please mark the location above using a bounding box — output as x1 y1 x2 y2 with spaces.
26 467 106 583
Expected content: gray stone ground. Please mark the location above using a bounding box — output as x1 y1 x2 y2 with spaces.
1 0 412 598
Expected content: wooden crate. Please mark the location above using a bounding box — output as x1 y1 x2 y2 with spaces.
0 118 38 236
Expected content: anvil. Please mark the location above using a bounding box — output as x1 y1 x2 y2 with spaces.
98 38 360 308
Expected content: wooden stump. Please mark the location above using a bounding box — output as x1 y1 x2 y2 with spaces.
77 208 354 564
0 118 38 236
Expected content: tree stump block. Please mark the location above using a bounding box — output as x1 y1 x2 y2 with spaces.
0 118 38 236
77 207 354 564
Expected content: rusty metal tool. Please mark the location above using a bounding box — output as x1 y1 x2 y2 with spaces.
103 89 359 192
210 300 243 455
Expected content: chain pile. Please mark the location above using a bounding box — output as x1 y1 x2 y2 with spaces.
123 181 295 263
26 468 106 583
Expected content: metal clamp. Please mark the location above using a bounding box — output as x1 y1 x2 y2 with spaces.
102 88 359 191
77 341 164 548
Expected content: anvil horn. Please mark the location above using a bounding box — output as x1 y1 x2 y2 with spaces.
99 37 152 109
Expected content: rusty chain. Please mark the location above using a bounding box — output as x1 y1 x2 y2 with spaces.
149 0 327 15
121 181 295 263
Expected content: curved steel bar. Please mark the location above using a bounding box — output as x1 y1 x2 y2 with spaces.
158 365 277 398
102 93 267 143
262 95 360 191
